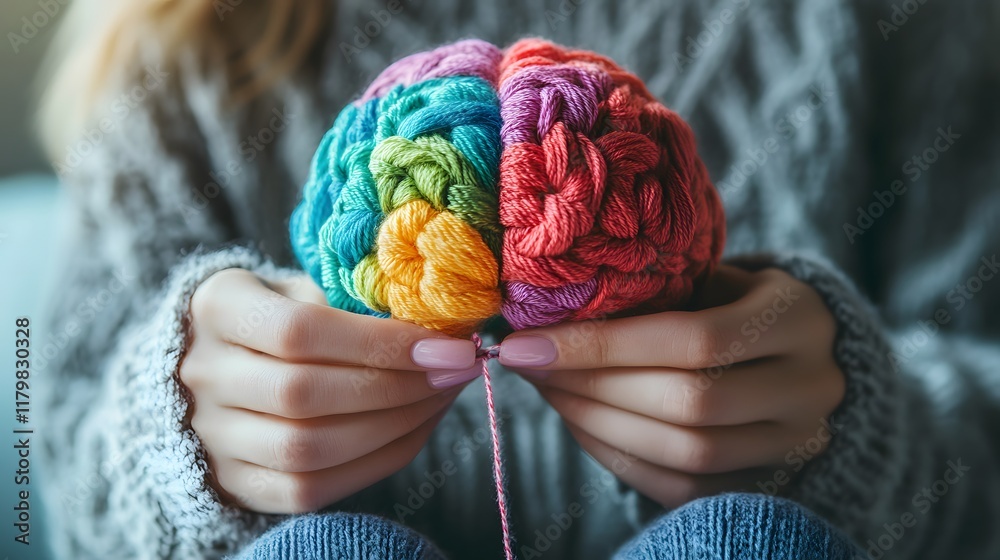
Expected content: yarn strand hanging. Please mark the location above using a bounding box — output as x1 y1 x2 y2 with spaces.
474 333 515 560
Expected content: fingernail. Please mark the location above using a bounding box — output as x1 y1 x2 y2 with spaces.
426 363 483 389
499 335 556 368
411 338 476 370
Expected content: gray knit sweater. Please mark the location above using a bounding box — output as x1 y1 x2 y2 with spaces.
38 0 1000 558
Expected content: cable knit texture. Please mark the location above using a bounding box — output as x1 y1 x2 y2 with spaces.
37 0 1000 559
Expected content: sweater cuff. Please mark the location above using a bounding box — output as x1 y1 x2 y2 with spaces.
106 246 296 557
727 252 906 539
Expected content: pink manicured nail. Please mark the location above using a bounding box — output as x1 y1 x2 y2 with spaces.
426 364 483 389
411 338 476 370
499 336 557 368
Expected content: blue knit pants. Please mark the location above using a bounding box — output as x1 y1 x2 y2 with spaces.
235 493 863 560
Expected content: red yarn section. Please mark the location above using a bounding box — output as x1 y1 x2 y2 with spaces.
499 40 725 322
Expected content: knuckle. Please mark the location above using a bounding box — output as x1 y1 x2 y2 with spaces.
685 322 726 369
355 320 387 368
178 339 212 391
283 473 325 513
586 325 615 367
758 267 791 285
189 408 209 440
192 268 241 316
272 366 317 418
673 379 714 426
268 425 317 472
177 359 200 391
373 374 410 410
273 306 314 358
563 320 612 366
676 431 720 474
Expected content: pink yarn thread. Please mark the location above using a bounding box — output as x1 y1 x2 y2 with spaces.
473 333 515 560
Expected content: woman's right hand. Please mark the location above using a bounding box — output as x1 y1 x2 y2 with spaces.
180 268 480 514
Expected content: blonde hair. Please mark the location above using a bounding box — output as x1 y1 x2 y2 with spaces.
38 0 329 161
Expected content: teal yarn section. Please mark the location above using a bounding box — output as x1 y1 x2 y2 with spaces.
290 126 335 285
289 75 502 316
375 77 501 192
291 99 386 317
371 76 503 260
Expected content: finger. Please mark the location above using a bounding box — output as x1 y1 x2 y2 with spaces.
530 357 832 426
192 268 476 370
265 273 329 306
191 344 446 418
212 410 446 514
564 424 769 508
539 387 794 474
499 269 817 371
194 389 458 473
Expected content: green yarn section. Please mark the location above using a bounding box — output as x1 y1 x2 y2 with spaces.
370 135 502 259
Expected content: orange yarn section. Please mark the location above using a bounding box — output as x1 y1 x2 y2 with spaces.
372 199 501 337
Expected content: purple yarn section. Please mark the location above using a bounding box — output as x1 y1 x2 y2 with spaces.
360 39 503 102
501 279 597 329
498 64 613 148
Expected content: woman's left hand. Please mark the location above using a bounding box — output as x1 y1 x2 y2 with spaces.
499 264 845 507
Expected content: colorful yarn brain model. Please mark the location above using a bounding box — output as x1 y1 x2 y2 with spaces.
290 39 725 337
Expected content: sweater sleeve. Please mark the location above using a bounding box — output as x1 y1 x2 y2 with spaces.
36 61 298 558
732 252 1000 560
43 248 302 559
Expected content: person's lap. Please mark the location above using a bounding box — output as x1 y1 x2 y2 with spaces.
235 493 863 560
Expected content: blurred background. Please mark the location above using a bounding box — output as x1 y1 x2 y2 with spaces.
1 1 61 558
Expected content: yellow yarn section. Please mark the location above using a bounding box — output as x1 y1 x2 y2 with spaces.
374 199 501 337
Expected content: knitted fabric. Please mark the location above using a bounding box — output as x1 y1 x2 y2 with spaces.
232 495 862 560
613 493 864 560
290 38 725 336
235 513 446 560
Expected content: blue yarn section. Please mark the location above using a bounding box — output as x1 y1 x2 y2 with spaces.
289 76 501 317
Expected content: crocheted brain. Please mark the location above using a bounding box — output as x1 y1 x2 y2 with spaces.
290 39 725 337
